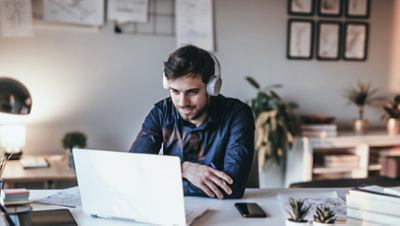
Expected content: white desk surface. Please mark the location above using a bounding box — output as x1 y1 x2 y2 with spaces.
30 188 383 226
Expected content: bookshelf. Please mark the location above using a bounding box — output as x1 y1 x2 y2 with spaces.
285 132 400 187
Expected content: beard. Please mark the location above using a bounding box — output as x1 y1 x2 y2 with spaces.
178 102 209 121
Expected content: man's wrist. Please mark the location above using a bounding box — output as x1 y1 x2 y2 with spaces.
181 161 190 179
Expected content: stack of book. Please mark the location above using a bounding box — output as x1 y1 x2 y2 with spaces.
324 154 359 168
1 188 30 206
301 124 337 138
346 186 400 225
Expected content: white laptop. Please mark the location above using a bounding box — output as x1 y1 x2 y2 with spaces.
73 148 207 226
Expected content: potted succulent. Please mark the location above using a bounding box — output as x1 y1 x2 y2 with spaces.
382 95 400 135
313 204 336 226
286 198 311 226
62 131 87 169
345 81 381 135
245 76 299 167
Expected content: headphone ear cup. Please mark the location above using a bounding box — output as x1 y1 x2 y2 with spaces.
162 73 169 89
207 76 222 96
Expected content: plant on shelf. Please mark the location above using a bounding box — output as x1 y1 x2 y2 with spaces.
62 131 87 169
345 81 381 134
286 198 311 225
313 204 336 226
382 95 400 135
245 76 298 166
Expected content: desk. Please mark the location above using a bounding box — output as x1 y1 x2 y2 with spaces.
30 188 382 226
2 155 76 188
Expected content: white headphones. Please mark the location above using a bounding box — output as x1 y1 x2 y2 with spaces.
162 52 222 96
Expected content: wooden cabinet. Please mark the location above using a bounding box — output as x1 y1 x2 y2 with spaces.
285 132 400 187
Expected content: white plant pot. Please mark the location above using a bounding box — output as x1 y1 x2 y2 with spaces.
313 222 335 226
285 219 310 226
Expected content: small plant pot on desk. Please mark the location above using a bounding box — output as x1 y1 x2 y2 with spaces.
313 222 335 226
286 219 310 226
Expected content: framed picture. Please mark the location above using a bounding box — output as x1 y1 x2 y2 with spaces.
288 0 315 16
316 21 341 60
346 0 370 18
287 19 314 59
318 0 342 17
343 22 369 61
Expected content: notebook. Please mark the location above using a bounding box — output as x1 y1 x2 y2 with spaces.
73 148 207 226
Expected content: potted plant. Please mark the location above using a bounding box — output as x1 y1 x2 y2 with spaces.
62 131 87 169
345 81 381 135
313 204 336 226
245 76 298 167
286 198 311 226
382 95 400 135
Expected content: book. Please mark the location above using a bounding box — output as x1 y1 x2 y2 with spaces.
1 188 30 205
348 187 400 205
300 124 337 131
19 157 49 169
347 207 400 225
346 194 400 216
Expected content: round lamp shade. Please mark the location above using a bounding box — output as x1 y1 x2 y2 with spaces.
0 77 32 115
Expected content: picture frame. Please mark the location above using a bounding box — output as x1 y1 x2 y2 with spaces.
288 0 315 16
346 0 370 19
316 21 341 60
343 22 369 61
318 0 342 17
287 19 314 60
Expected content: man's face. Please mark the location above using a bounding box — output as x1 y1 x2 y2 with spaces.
168 75 209 124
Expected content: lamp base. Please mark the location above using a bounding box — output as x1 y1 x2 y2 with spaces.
5 151 23 160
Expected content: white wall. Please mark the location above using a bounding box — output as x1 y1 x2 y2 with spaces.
0 0 396 162
389 0 400 92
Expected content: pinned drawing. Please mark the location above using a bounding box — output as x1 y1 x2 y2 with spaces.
176 0 214 51
42 0 104 26
108 0 149 23
0 0 33 37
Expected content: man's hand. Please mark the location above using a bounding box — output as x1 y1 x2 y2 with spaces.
181 161 233 199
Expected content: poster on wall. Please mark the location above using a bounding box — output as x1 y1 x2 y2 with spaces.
176 0 214 52
42 0 104 26
0 0 33 37
287 19 314 59
316 21 341 60
343 22 369 61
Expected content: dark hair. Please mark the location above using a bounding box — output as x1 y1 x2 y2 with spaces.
164 45 215 83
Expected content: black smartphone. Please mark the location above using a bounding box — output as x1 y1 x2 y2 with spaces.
31 209 77 226
234 202 268 218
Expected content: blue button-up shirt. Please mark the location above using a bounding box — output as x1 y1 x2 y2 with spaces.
129 95 255 199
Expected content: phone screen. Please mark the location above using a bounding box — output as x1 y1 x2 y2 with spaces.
234 202 268 218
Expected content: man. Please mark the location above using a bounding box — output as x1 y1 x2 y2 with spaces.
129 45 255 199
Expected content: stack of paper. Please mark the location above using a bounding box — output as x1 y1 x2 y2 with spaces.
2 188 30 205
346 185 400 225
20 157 49 169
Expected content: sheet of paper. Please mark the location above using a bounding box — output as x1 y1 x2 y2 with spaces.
34 186 81 208
107 0 148 23
277 192 346 221
0 0 33 37
176 0 214 51
43 0 104 26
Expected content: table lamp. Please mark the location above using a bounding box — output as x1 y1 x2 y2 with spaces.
0 77 32 160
